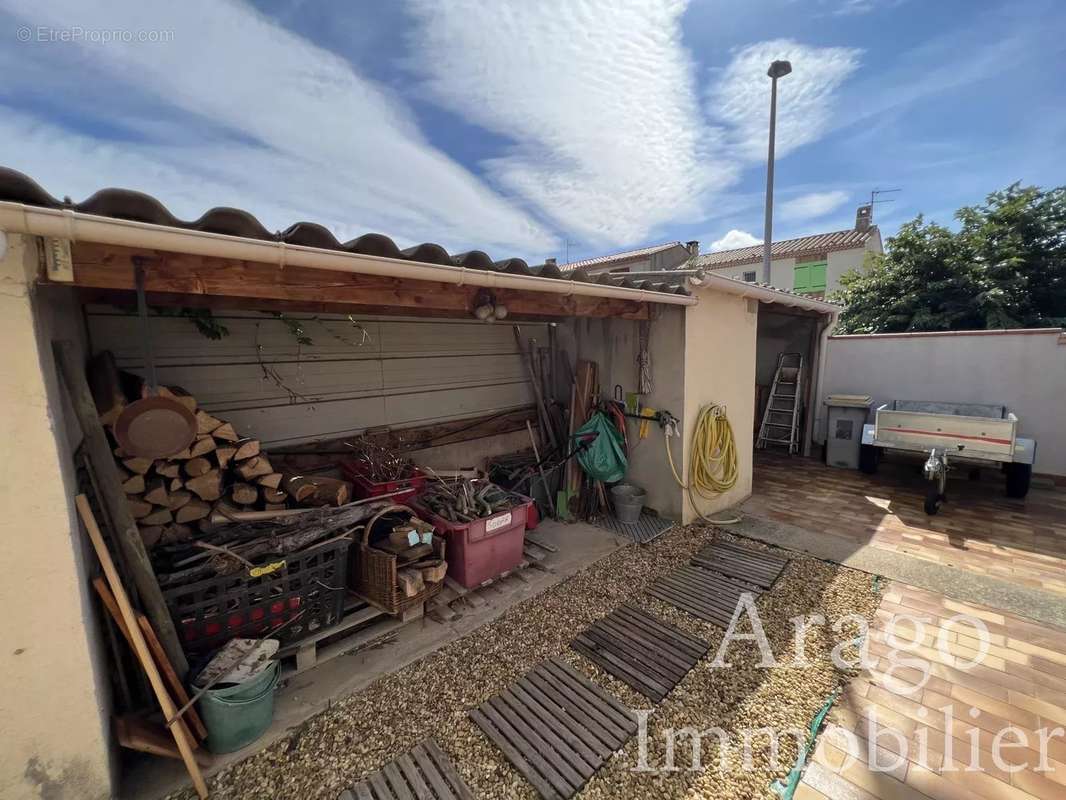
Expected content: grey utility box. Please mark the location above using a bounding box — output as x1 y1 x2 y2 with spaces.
825 394 872 469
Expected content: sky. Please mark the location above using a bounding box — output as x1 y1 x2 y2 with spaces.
1 0 1064 265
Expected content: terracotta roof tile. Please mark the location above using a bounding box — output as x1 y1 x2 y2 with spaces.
692 228 874 269
0 167 691 297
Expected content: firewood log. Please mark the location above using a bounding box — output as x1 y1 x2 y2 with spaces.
143 479 169 507
230 483 259 505
263 502 287 512
160 523 194 544
215 446 237 469
122 457 153 475
127 497 153 519
138 525 164 549
168 477 184 492
195 410 223 436
175 499 211 524
189 436 216 458
157 385 197 413
184 457 212 478
185 471 222 501
233 438 260 461
154 461 181 479
141 507 173 527
121 472 146 495
235 456 273 481
261 486 288 505
211 422 239 442
257 472 283 490
282 474 349 507
166 490 193 511
169 447 193 460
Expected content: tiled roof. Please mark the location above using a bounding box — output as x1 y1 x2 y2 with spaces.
629 268 841 312
0 167 690 297
558 242 681 273
692 228 874 269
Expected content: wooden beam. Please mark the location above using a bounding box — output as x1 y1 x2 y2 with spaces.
53 341 189 678
64 242 650 320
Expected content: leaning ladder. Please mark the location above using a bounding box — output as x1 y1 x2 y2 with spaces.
757 352 805 454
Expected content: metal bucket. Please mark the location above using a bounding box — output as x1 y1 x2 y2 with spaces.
610 484 646 525
198 660 279 754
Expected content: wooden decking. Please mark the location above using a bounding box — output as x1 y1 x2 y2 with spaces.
747 454 1066 595
800 582 1066 800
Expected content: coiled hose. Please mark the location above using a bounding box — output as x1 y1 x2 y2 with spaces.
665 403 741 524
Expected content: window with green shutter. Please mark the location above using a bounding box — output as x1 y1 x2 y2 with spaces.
793 258 827 294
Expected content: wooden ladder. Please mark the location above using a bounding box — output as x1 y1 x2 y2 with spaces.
757 352 805 454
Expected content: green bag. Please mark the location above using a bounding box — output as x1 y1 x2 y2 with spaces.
574 412 628 483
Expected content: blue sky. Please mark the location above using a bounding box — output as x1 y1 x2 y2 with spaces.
1 0 1064 265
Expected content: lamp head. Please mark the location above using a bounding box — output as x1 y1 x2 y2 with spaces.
767 60 792 79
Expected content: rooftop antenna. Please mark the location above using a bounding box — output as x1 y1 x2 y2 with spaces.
564 238 582 265
869 187 901 221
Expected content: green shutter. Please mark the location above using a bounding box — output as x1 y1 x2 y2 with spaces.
794 260 826 294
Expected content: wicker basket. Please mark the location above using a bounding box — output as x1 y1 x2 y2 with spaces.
350 504 444 615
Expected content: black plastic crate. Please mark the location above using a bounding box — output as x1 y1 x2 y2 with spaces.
162 538 349 655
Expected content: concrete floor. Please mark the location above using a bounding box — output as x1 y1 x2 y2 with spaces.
123 520 627 800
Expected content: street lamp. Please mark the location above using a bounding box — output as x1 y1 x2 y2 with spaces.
762 59 792 284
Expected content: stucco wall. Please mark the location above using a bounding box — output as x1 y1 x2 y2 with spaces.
705 245 871 295
564 309 687 519
820 329 1066 476
0 233 112 799
681 292 758 522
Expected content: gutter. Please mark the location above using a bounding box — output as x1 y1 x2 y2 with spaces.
688 270 841 314
0 202 697 307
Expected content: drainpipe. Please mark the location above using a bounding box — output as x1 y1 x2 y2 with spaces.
0 202 697 307
803 312 838 456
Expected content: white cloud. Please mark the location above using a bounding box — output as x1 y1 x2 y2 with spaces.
780 190 850 221
0 0 556 256
708 39 861 162
404 0 736 248
710 229 761 251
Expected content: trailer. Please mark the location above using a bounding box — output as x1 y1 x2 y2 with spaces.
860 400 1037 515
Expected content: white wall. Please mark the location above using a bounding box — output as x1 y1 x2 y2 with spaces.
706 245 871 295
820 329 1066 475
0 234 112 799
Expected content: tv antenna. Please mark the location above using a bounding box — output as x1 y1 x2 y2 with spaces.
564 238 582 265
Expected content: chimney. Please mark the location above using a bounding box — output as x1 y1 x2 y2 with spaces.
855 204 873 232
685 240 700 256
544 257 558 268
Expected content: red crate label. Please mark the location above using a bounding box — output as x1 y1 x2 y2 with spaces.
485 511 512 532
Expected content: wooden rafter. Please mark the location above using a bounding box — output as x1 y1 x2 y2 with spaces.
56 242 652 321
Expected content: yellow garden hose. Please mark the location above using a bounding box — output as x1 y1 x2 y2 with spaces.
665 403 742 524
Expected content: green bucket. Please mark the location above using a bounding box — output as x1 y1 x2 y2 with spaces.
198 661 279 754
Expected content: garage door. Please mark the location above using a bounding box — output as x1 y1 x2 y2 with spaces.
87 306 547 447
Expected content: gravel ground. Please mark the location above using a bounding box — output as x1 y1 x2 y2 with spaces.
171 525 879 800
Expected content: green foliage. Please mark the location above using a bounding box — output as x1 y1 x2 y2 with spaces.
833 183 1066 333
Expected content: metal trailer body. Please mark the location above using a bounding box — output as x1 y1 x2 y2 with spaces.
860 400 1036 515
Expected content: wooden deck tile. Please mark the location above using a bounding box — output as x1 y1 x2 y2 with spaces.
340 738 473 800
690 539 790 589
570 603 709 701
469 657 637 800
649 564 760 627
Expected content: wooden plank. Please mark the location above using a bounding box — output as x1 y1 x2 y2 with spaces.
533 663 629 746
471 705 567 800
68 243 652 320
572 637 671 701
619 603 708 655
422 739 475 800
396 752 433 800
580 624 685 683
136 614 208 741
517 674 613 760
544 658 636 740
690 540 790 589
55 341 188 678
502 687 597 778
383 761 413 800
486 695 583 792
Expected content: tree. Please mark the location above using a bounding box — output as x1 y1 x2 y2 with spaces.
833 183 1066 333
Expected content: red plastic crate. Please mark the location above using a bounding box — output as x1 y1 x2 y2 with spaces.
340 461 427 503
411 499 530 589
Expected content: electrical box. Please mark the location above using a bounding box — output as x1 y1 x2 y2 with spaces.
825 394 872 469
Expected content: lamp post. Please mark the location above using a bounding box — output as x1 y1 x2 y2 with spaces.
762 59 792 284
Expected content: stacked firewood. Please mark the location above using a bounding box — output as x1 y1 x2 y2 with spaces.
114 396 289 548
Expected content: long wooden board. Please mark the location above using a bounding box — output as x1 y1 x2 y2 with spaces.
570 604 709 702
690 539 790 589
469 657 637 800
339 739 473 800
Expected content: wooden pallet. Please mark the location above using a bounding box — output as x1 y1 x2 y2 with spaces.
690 539 790 589
470 657 637 800
649 564 761 628
278 594 419 677
571 603 708 701
339 738 474 800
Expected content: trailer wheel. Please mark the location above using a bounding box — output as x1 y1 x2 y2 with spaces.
924 484 943 515
859 444 880 474
1005 463 1032 499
